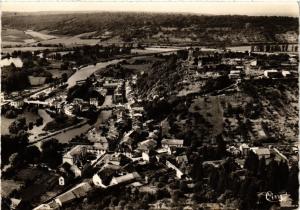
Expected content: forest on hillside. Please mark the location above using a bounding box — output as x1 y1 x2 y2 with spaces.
2 12 298 45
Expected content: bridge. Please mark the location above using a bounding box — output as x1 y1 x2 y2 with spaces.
248 42 298 53
24 99 50 107
98 104 117 111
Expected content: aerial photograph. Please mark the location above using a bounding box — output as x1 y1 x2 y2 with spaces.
0 2 299 210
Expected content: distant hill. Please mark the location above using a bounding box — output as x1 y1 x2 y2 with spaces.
2 12 298 45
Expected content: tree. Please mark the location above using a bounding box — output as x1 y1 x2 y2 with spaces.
9 117 27 134
257 156 266 179
1 197 11 210
216 169 226 195
244 151 259 175
191 156 203 181
41 139 62 168
1 132 29 166
118 200 126 208
60 61 69 70
5 110 17 118
179 181 188 193
28 122 34 130
278 160 289 190
171 190 182 204
245 179 259 210
266 159 280 192
23 146 41 164
287 163 299 202
62 73 68 82
177 50 188 60
239 177 250 199
109 197 118 207
36 117 43 126
216 134 226 158
16 201 32 210
208 167 219 190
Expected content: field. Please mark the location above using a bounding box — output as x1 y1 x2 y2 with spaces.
25 30 57 40
37 36 100 46
2 46 58 53
1 28 100 48
2 28 32 43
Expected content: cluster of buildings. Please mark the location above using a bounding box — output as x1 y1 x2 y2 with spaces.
185 47 298 83
7 46 298 210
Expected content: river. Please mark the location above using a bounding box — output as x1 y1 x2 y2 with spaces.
34 95 113 147
66 59 123 88
28 109 53 142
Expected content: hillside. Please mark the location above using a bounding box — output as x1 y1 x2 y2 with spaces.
2 12 298 46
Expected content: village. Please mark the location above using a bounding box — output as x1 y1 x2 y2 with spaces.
1 42 298 210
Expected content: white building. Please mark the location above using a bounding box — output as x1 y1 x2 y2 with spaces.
161 139 184 149
250 147 271 159
10 98 24 109
228 70 240 79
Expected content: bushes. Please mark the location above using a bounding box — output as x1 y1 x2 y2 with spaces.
9 117 27 134
35 117 43 126
5 110 18 119
43 115 81 132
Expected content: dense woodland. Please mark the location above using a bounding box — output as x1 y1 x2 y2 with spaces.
2 13 298 44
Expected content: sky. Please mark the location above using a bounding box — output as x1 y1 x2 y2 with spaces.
1 1 299 17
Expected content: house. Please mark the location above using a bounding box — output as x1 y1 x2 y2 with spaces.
62 145 105 177
58 176 65 186
228 70 240 79
176 155 188 165
149 199 171 209
142 152 150 162
33 201 60 210
93 168 116 188
250 59 257 66
227 146 241 156
34 182 91 209
137 139 157 152
264 70 283 78
89 98 99 107
55 182 91 207
28 76 47 86
94 141 109 152
10 97 24 109
63 104 75 116
161 139 184 149
202 160 223 169
239 143 250 156
166 160 184 179
110 172 141 186
113 85 124 104
93 171 140 188
282 70 291 77
139 185 158 195
250 147 271 159
10 198 21 210
63 145 104 165
199 203 225 209
273 148 288 162
131 106 144 113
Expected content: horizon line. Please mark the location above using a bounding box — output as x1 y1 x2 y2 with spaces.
2 10 298 18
